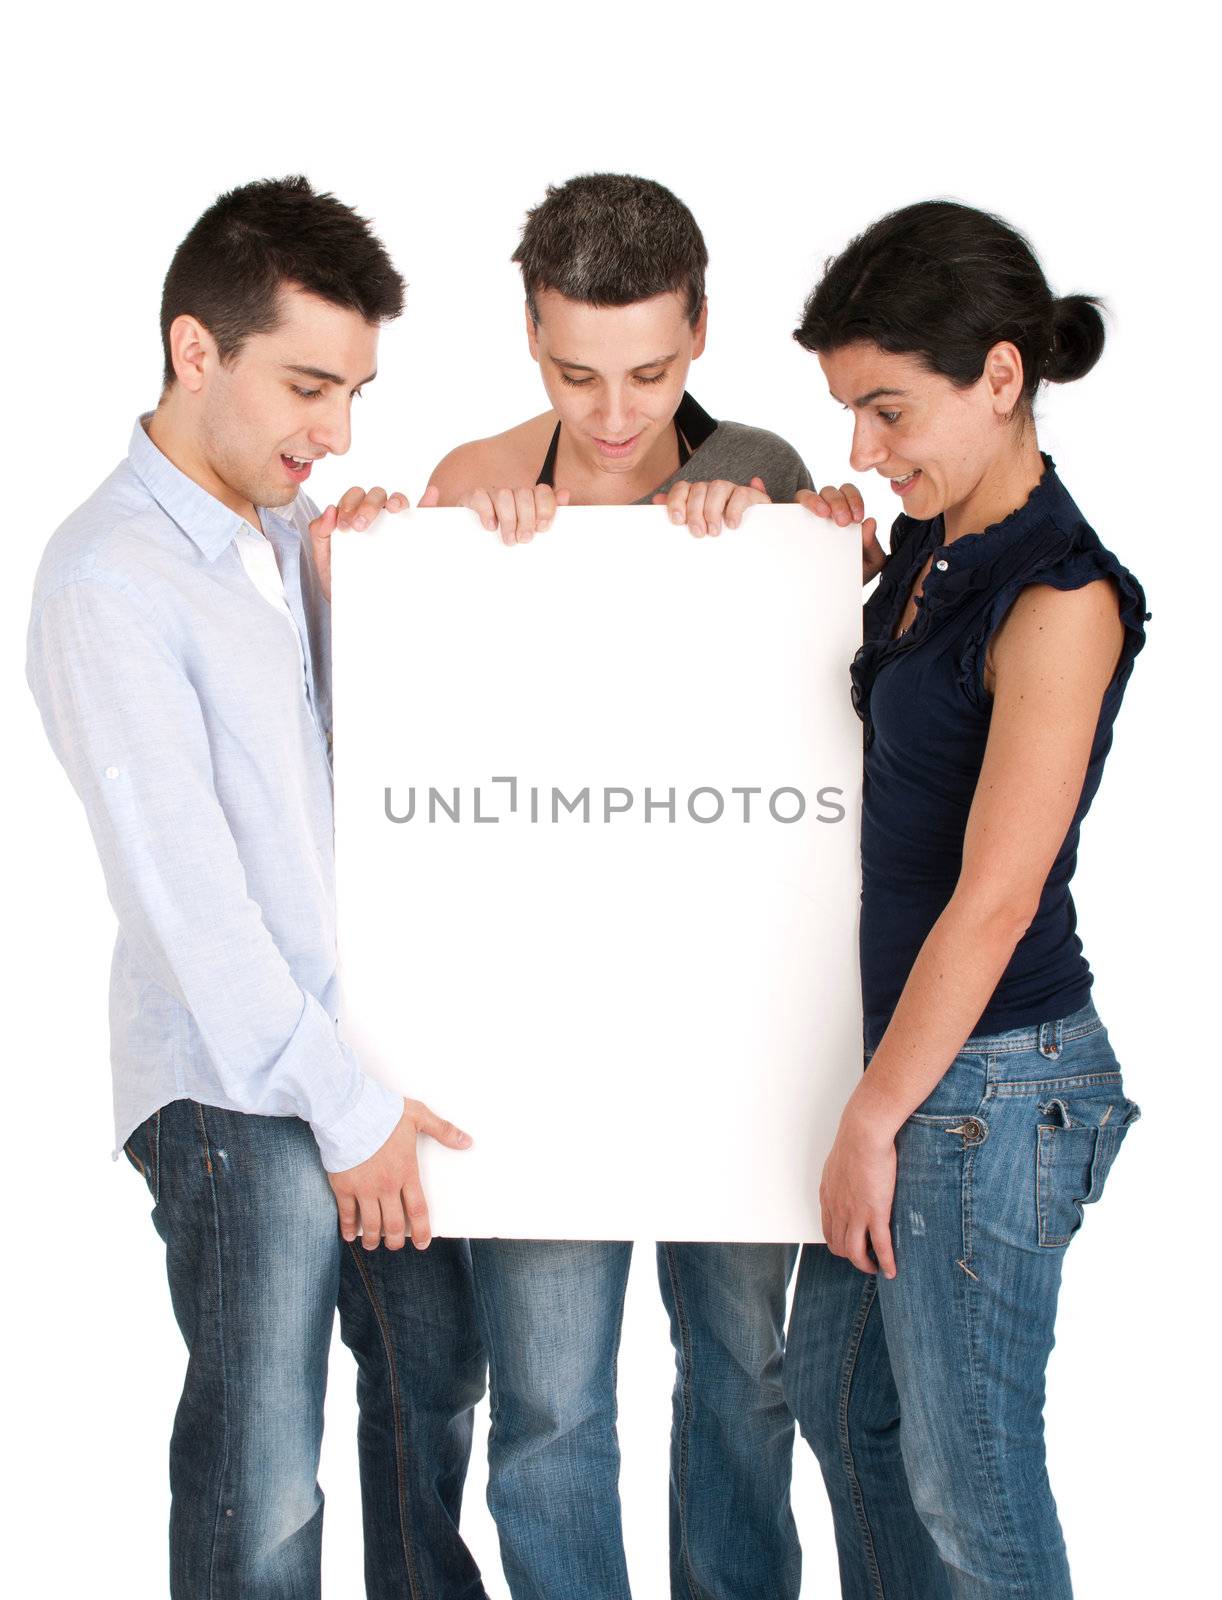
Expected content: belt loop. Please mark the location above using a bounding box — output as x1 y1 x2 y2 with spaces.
1038 1018 1063 1059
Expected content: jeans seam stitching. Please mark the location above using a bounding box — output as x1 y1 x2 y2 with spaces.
348 1242 424 1600
837 1275 887 1600
963 1120 1030 1589
661 1244 705 1600
195 1101 229 1600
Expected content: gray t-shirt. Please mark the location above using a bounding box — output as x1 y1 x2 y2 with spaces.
641 416 814 505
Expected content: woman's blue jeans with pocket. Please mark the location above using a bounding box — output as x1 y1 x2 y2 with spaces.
784 1002 1139 1599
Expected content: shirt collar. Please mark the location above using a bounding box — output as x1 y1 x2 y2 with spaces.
127 414 291 562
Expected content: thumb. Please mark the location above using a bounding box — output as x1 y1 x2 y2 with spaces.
555 489 572 506
418 482 441 508
309 503 338 539
750 476 766 491
418 1104 473 1150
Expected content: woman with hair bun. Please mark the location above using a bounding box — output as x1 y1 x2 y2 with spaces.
784 201 1147 1598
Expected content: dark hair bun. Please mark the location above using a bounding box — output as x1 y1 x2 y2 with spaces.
1045 294 1106 384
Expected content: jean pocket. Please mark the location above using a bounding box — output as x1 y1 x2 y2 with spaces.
122 1111 161 1205
1036 1093 1140 1247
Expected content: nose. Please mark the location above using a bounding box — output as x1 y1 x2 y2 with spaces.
309 394 352 457
849 414 887 474
598 383 633 440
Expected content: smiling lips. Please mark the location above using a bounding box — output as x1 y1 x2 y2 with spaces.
281 453 317 482
592 432 641 459
889 468 921 496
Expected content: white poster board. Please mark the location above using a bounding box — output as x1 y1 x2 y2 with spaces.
333 504 862 1242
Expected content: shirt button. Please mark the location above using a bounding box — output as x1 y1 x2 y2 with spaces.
105 766 120 779
935 559 949 571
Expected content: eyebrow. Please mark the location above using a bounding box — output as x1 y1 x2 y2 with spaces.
284 363 378 388
549 351 679 373
851 386 908 407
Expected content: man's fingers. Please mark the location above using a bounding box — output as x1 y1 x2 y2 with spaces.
357 1193 383 1252
870 1218 897 1280
380 1195 408 1252
555 489 572 507
384 491 409 515
415 1102 474 1149
418 483 441 509
333 1187 359 1244
308 503 338 539
335 485 368 530
351 486 387 532
404 1180 433 1250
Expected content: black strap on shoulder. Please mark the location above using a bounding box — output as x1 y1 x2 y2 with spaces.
536 421 562 488
673 391 717 460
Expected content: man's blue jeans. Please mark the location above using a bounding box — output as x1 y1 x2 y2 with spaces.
784 1003 1139 1599
468 1238 800 1600
124 1099 488 1599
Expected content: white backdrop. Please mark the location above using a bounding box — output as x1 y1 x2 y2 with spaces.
3 4 1214 1596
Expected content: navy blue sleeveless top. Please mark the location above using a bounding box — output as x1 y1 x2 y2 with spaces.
854 457 1148 1045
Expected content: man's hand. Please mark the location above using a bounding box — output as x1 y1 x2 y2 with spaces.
308 485 412 600
652 477 770 537
819 1101 899 1279
797 483 885 584
454 484 571 545
328 1097 473 1251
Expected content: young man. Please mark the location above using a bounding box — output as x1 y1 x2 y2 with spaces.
27 177 487 1600
422 173 845 1600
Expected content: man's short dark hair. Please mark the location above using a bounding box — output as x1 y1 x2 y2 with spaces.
159 175 405 387
512 173 707 328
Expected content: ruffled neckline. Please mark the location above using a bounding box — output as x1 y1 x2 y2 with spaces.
875 454 1067 639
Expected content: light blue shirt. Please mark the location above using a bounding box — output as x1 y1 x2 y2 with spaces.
26 418 404 1172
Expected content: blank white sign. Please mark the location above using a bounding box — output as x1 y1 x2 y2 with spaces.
333 503 862 1242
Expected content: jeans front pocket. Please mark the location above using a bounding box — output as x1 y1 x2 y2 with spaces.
122 1110 161 1205
1036 1088 1139 1247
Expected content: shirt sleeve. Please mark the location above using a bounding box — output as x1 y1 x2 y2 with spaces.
27 574 403 1172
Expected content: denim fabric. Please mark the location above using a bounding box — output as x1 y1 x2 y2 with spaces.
784 1248 949 1600
125 1100 487 1599
467 1238 798 1600
338 1239 490 1599
785 1003 1139 1599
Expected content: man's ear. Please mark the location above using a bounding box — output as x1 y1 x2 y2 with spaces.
525 300 540 363
166 313 217 395
690 298 709 361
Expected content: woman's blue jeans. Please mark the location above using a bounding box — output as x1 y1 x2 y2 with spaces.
468 1238 800 1600
784 1002 1140 1599
124 1098 488 1600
